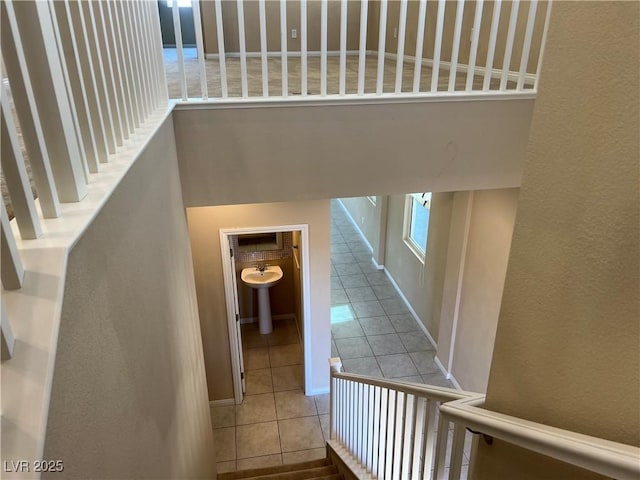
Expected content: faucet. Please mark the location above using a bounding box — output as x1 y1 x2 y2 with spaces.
255 264 270 272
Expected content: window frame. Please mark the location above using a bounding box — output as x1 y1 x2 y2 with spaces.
402 192 431 263
367 195 376 206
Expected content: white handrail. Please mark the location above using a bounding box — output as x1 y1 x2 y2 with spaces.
331 367 640 480
441 397 640 480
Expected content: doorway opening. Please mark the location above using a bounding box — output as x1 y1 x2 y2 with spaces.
220 225 311 404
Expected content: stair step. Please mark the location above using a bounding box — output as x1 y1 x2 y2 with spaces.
218 458 331 480
308 475 344 480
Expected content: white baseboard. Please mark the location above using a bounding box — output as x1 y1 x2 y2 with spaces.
382 268 438 350
240 313 296 325
205 50 362 60
336 199 374 253
434 355 463 391
371 257 384 271
209 398 235 407
383 52 536 85
307 386 330 396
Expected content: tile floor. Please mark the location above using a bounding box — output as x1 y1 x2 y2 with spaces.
330 200 454 389
210 199 455 474
211 317 330 474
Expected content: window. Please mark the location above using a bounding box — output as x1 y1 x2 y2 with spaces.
403 192 431 261
367 196 376 206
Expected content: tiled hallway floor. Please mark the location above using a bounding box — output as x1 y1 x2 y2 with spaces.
211 317 330 474
330 200 453 388
211 199 453 474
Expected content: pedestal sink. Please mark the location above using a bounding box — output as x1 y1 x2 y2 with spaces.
241 266 283 334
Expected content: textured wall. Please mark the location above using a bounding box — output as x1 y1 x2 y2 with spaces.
43 119 216 479
474 2 639 478
173 100 533 208
186 200 331 400
450 188 518 393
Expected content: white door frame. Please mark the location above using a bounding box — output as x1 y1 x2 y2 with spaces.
219 224 312 404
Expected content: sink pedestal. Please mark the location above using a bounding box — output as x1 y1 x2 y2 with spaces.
257 288 273 334
240 266 284 336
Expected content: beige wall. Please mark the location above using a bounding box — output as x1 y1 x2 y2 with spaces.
436 188 518 393
201 0 370 54
43 119 216 479
383 192 453 340
339 196 379 253
474 2 640 478
186 200 331 401
172 99 533 207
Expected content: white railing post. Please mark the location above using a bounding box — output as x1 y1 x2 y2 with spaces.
430 0 445 92
356 0 368 95
300 0 307 96
329 357 342 441
258 0 269 97
339 0 348 96
376 0 387 95
0 11 61 218
280 0 288 97
534 1 553 92
172 0 188 100
320 0 327 96
236 0 248 98
10 0 88 202
1 89 42 240
465 0 484 92
395 0 408 94
517 0 539 90
448 0 465 92
1 300 16 361
500 0 520 91
0 205 25 290
483 0 502 91
192 0 208 100
214 0 228 98
412 0 428 94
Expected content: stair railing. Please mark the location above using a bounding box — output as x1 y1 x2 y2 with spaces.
329 359 640 480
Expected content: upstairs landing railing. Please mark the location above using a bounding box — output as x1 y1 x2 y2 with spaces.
329 360 640 480
165 0 553 102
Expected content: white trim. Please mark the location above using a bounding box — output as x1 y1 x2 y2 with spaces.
220 224 313 401
447 192 473 385
205 49 363 60
240 313 296 325
382 268 437 350
371 257 384 271
383 52 537 86
307 386 330 396
448 374 463 391
336 199 374 253
172 89 537 109
209 398 235 408
434 355 449 379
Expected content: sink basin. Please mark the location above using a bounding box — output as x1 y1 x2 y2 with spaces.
241 266 283 289
240 266 283 334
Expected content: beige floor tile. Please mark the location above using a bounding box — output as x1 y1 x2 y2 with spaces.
244 347 270 370
269 343 303 367
241 324 269 348
245 368 273 395
212 427 236 461
282 448 327 464
313 393 330 415
237 454 282 470
235 393 276 425
216 461 236 474
278 417 325 453
319 414 330 442
272 365 304 391
275 390 317 419
210 405 236 429
236 421 281 459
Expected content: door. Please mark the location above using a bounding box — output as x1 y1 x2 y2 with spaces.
230 247 246 395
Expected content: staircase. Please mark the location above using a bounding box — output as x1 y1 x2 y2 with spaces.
218 458 344 480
